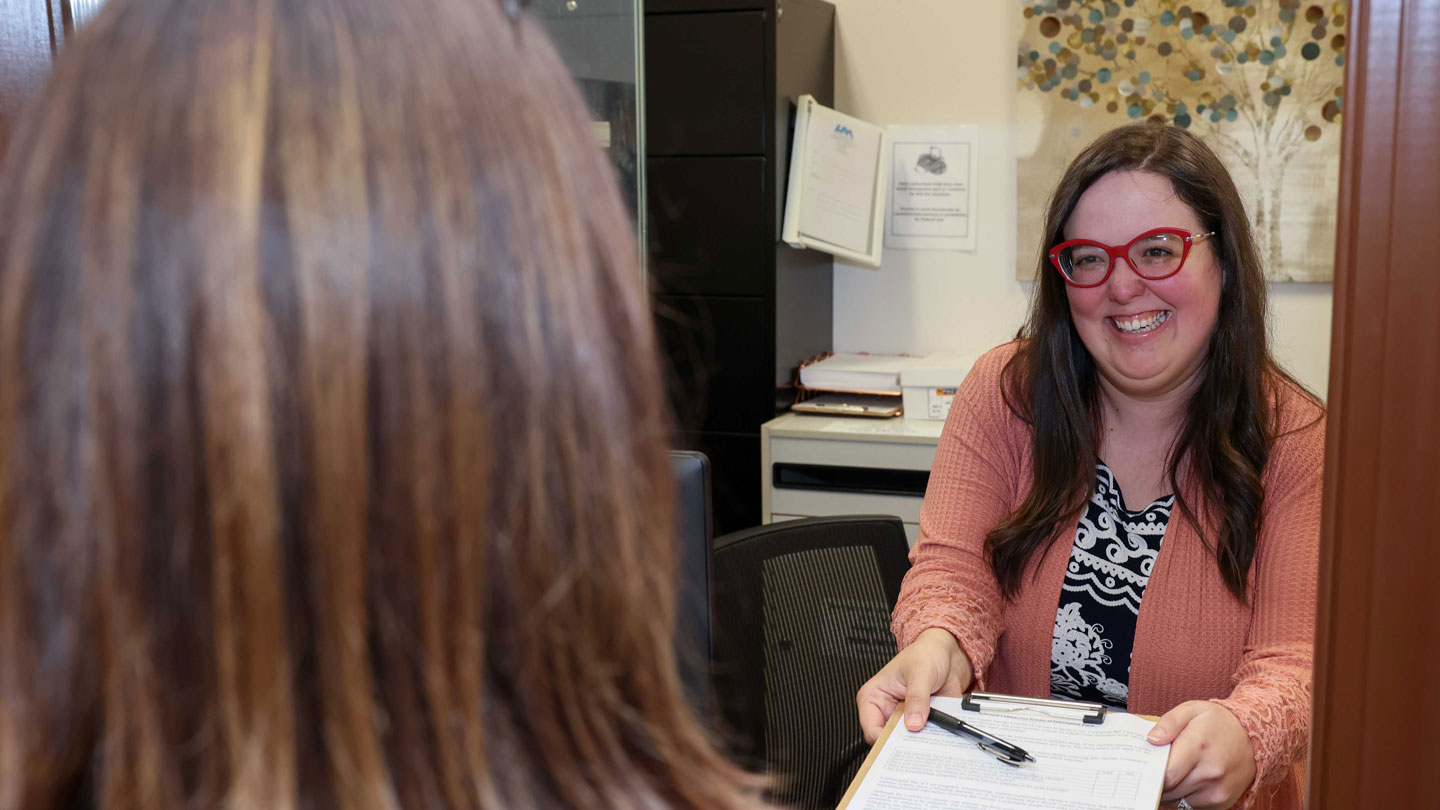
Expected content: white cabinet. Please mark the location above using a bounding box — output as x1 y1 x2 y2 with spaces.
760 412 945 546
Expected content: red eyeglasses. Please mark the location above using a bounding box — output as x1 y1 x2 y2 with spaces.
1049 227 1216 288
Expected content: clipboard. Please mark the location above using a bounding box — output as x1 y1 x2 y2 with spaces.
837 694 1166 810
835 711 900 810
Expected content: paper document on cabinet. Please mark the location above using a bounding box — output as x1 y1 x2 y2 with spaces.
782 95 888 266
844 696 1169 810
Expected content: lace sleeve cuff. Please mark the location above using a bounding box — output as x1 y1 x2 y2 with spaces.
891 582 1001 690
1211 679 1309 796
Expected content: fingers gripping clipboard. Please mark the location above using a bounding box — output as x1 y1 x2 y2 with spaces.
838 693 1168 810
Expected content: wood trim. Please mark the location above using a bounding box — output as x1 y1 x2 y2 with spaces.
1310 0 1440 807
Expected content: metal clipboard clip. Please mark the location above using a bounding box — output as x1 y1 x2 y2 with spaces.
960 692 1108 725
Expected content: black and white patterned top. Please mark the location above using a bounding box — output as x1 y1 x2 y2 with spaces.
1050 462 1174 709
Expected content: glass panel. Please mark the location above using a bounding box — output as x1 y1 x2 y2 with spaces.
532 0 645 249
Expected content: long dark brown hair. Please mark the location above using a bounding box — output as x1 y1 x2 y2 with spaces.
0 1 765 809
987 122 1317 601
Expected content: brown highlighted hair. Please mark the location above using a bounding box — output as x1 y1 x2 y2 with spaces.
987 122 1318 601
0 1 764 809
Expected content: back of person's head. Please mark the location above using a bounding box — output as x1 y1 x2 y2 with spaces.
0 1 760 809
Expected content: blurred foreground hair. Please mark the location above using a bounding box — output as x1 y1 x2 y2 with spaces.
0 1 762 809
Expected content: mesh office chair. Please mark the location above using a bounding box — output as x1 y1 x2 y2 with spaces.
710 515 911 810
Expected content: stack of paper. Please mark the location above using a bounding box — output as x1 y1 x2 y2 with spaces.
799 353 918 395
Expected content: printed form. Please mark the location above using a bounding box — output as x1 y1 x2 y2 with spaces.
794 105 884 256
844 696 1169 810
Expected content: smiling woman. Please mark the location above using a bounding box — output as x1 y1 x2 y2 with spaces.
1059 169 1224 408
857 122 1325 810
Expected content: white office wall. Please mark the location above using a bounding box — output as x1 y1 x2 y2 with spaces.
820 0 1333 398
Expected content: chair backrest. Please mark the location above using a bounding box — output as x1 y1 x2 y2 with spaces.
710 515 911 810
669 450 714 716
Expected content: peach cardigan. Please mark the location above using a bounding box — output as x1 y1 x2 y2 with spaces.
893 342 1324 810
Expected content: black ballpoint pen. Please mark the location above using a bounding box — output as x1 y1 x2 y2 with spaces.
927 707 1037 764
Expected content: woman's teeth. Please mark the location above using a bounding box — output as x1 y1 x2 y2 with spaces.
1113 311 1170 334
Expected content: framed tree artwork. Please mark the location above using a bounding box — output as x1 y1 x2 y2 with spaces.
1016 0 1347 282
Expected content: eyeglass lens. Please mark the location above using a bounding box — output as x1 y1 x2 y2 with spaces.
1057 231 1188 285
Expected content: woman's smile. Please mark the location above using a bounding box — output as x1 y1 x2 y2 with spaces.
1110 310 1171 335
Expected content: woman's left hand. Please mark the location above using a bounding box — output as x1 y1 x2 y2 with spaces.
1146 700 1257 810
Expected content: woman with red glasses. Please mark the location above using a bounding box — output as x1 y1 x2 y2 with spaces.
857 122 1323 810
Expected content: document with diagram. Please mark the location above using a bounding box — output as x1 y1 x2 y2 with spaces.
885 124 980 252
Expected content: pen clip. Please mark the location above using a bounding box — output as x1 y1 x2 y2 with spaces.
975 740 1027 766
928 707 1034 766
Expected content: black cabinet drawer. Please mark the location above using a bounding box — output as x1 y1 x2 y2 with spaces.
646 12 767 156
647 157 769 296
653 295 772 435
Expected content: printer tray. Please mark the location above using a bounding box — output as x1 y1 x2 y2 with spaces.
791 392 902 418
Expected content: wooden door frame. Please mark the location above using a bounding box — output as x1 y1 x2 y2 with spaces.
1310 0 1440 806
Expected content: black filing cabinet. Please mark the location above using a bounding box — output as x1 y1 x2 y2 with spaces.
646 0 835 534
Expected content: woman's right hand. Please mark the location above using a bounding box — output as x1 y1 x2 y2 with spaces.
855 627 975 744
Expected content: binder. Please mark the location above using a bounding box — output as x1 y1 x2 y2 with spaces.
838 693 1168 810
781 95 889 267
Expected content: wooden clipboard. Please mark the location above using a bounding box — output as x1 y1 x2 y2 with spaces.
836 705 1165 810
835 710 901 810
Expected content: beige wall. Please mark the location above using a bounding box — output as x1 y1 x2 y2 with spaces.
821 0 1333 398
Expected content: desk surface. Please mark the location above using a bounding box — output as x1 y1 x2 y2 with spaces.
762 411 946 445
